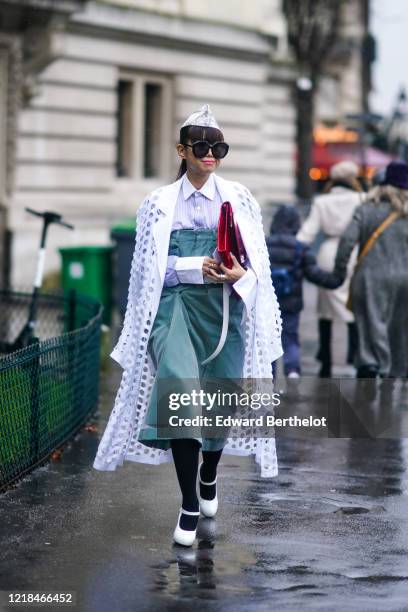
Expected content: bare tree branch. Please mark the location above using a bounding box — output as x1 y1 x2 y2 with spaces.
281 0 349 200
283 0 345 77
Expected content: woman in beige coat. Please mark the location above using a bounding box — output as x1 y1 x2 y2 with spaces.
296 161 364 377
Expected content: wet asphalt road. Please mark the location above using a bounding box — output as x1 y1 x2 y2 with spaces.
1 285 408 612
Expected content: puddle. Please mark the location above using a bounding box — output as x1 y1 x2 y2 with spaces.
349 574 408 582
280 584 318 592
257 492 385 516
334 506 374 515
149 539 256 601
334 506 370 515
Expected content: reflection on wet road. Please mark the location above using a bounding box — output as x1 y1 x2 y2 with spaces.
1 283 408 611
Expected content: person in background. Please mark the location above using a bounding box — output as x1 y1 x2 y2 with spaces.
371 167 386 187
296 161 364 377
267 204 340 379
329 161 408 378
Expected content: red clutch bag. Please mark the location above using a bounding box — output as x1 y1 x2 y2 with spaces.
217 201 247 269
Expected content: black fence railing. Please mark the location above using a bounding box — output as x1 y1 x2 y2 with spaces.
0 290 102 491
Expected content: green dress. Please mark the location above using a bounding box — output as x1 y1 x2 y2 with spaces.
138 228 245 451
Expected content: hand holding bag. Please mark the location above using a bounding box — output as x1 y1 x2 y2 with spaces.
201 202 247 365
216 201 247 268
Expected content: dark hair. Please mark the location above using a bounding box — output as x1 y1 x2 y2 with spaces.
176 125 224 179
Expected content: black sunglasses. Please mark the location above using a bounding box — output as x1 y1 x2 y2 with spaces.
184 140 229 160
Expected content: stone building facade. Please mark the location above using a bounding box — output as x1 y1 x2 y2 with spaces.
0 0 85 288
2 0 370 286
315 0 372 123
7 0 297 285
0 32 22 287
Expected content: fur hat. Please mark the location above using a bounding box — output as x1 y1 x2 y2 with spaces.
330 160 359 181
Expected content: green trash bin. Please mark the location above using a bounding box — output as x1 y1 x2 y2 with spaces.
111 218 136 234
110 218 136 317
59 246 114 326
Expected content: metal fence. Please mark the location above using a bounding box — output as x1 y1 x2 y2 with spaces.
0 290 102 491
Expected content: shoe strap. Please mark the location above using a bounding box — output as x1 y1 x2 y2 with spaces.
180 508 200 516
199 463 217 486
199 475 217 486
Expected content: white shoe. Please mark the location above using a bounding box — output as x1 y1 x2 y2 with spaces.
173 508 200 547
287 371 300 379
197 462 218 518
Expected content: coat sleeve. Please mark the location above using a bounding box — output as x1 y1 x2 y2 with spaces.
110 195 152 367
301 242 343 289
333 205 363 283
296 200 322 244
242 185 283 364
164 255 206 285
232 266 257 312
163 255 179 287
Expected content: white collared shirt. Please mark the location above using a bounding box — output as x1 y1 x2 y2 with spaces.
164 173 254 293
164 173 222 285
171 173 222 230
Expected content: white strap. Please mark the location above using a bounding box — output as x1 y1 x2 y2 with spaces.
198 462 217 485
180 508 200 516
199 475 217 486
201 283 229 365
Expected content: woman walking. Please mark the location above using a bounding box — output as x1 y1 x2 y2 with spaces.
93 105 283 546
330 161 408 378
297 161 364 377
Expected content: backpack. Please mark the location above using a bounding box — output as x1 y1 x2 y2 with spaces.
271 241 302 299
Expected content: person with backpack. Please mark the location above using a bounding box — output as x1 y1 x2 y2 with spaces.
266 204 340 378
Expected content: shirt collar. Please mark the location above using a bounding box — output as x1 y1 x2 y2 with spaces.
182 173 216 201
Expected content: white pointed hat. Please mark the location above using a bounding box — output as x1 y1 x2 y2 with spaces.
181 104 220 129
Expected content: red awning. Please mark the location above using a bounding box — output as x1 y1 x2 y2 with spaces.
313 143 395 171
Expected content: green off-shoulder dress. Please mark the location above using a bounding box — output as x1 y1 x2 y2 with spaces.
138 228 245 451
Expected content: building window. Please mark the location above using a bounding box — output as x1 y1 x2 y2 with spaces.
116 79 133 178
144 83 162 178
116 72 172 181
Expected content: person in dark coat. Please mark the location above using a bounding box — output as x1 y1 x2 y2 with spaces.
266 204 340 378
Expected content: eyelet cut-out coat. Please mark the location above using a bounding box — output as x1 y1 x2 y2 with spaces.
93 174 283 478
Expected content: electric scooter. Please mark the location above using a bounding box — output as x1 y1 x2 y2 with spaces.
0 208 74 353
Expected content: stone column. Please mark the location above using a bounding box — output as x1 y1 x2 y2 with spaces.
0 34 22 289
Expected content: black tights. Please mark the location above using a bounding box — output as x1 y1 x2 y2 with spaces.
170 439 223 512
